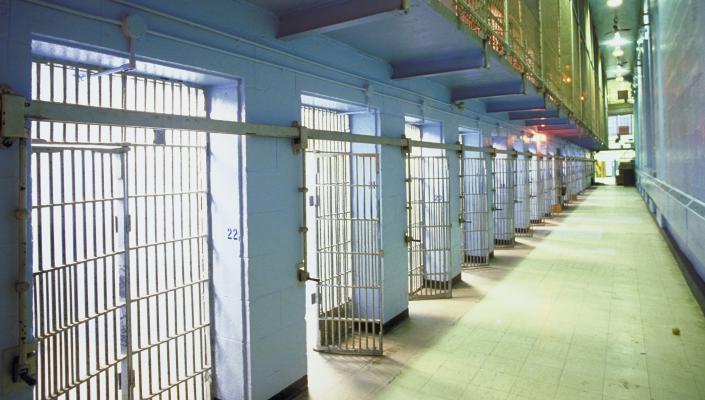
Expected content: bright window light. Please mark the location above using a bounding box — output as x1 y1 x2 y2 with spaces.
607 0 623 7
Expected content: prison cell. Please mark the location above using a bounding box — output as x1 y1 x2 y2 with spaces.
460 152 490 267
492 155 516 248
31 61 211 399
301 105 383 355
562 158 572 203
529 156 545 225
514 155 531 236
553 157 563 208
406 154 452 299
542 157 553 218
404 123 452 299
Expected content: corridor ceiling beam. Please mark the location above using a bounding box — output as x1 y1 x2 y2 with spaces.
508 109 559 120
485 97 545 113
525 117 570 126
392 52 485 80
451 79 525 102
277 0 406 39
537 125 579 132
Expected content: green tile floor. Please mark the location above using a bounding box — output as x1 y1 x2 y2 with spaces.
300 186 705 400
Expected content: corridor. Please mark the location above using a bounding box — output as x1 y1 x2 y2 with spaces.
303 186 705 400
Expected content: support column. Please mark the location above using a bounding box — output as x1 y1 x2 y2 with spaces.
379 112 409 326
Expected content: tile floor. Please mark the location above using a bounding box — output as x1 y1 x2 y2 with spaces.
298 186 705 400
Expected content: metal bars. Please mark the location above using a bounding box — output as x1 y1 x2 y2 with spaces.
30 61 211 399
542 157 553 217
460 153 490 267
530 156 545 225
492 155 515 248
31 144 129 400
452 0 608 143
302 105 383 355
554 156 564 207
514 155 531 236
406 154 452 299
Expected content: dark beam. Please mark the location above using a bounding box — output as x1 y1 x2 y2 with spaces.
537 124 578 132
485 96 545 113
451 79 525 102
392 52 485 79
525 117 570 126
277 0 405 39
508 109 559 120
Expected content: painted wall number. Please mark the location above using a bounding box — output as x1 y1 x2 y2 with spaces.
226 228 241 241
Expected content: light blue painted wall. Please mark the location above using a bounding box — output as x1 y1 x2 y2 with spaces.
0 1 585 399
636 0 705 281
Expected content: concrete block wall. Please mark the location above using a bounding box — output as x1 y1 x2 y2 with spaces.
0 1 582 399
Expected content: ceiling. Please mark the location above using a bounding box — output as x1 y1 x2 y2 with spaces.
588 0 642 103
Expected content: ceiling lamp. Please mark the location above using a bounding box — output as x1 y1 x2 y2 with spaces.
607 0 623 7
615 75 624 82
612 47 624 57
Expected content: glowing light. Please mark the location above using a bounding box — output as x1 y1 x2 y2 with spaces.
615 75 624 82
606 32 630 47
612 47 624 57
533 133 547 143
607 0 623 7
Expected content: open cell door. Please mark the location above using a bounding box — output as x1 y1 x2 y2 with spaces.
314 152 383 355
460 153 490 267
406 154 452 300
31 143 131 400
493 155 516 248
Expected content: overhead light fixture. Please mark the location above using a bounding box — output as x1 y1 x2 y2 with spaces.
612 47 624 57
607 0 623 7
616 75 624 82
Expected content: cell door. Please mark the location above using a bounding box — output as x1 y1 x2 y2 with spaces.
542 158 553 217
314 152 383 355
492 156 515 248
530 157 545 225
31 61 212 400
32 143 130 400
406 155 452 299
555 157 564 206
514 156 531 236
460 153 490 267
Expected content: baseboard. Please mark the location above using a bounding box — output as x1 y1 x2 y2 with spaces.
268 375 308 400
643 202 705 317
383 308 409 333
660 226 705 317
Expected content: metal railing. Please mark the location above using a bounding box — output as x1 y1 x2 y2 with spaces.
453 0 607 144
